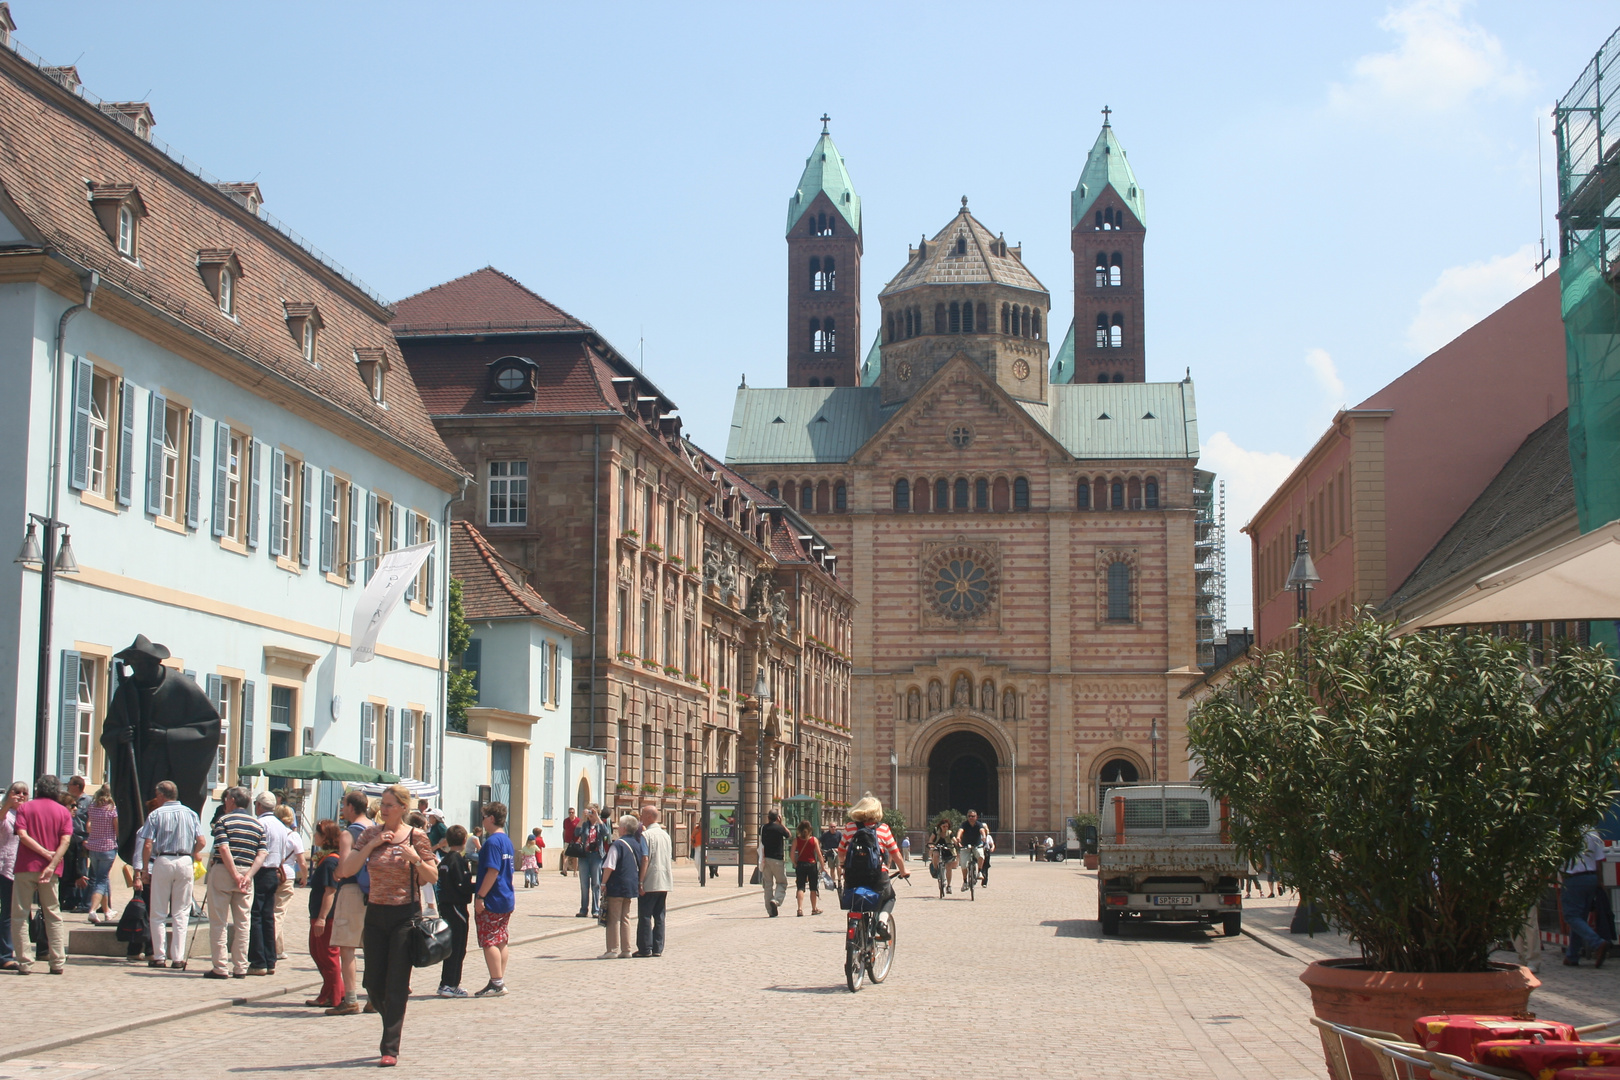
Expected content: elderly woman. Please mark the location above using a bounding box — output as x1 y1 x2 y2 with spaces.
338 784 437 1068
598 813 645 959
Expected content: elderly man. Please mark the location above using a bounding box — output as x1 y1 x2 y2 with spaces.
204 786 265 979
248 792 290 976
142 780 205 969
632 805 673 957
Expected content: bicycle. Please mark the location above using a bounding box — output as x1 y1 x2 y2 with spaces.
844 877 907 992
959 845 980 901
931 842 956 898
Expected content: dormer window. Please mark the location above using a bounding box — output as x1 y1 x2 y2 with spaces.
354 348 390 405
486 356 537 401
283 303 324 364
302 320 315 361
117 206 134 256
87 183 147 260
196 249 244 317
100 102 156 142
218 268 234 315
215 182 263 216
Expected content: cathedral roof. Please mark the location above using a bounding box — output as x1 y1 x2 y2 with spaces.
726 386 899 464
860 332 882 386
785 130 861 237
1050 320 1077 383
878 201 1045 296
1071 121 1146 229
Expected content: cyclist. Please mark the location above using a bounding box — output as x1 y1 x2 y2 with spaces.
980 826 995 887
929 818 959 894
955 809 988 890
837 796 909 917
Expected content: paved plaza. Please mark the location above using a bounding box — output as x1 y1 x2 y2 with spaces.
2 858 1615 1080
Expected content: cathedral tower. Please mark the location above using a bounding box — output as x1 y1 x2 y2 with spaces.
785 120 862 388
1057 113 1147 384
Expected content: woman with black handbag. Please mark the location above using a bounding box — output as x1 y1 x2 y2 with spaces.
338 784 438 1068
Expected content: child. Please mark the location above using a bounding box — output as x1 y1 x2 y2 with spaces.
436 826 475 997
520 832 540 889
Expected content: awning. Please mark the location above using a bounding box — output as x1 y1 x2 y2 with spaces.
351 778 440 800
1397 519 1620 631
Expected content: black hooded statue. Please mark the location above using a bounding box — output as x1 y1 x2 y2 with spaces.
99 635 221 864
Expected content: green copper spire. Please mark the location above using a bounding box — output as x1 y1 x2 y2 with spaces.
1071 112 1145 229
786 120 862 237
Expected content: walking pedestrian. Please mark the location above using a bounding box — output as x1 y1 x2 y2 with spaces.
981 828 994 886
599 813 643 958
1561 828 1613 968
0 781 26 971
425 809 447 854
900 835 911 863
339 783 438 1067
758 810 790 917
84 785 117 924
472 801 515 997
324 788 373 1016
575 805 608 918
11 774 71 974
61 775 89 915
272 804 305 961
435 825 475 997
792 820 823 917
633 804 672 957
519 831 539 889
561 807 580 877
141 780 204 970
819 823 842 889
205 786 265 980
248 791 289 976
304 820 344 1009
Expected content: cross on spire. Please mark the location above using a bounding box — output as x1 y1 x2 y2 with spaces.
820 113 831 133
1102 104 1112 126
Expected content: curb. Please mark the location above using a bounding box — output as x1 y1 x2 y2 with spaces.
1242 928 1302 961
0 886 757 1063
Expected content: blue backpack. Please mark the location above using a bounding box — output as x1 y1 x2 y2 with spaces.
842 823 884 888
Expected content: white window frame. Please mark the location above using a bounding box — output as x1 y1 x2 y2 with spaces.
488 460 528 526
87 371 112 497
399 710 415 780
278 455 297 558
116 205 134 257
225 434 243 541
218 267 234 316
74 660 96 781
301 320 315 363
214 677 238 788
161 403 184 520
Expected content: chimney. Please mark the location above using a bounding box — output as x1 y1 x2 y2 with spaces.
101 102 155 141
215 182 263 215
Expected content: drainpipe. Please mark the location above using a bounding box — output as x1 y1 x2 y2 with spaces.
589 425 600 751
436 474 469 799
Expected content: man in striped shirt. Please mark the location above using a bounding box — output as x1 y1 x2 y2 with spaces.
836 796 909 915
204 787 265 979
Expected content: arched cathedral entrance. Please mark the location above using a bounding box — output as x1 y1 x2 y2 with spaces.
927 729 1000 828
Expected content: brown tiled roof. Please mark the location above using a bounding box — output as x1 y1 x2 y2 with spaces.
879 205 1045 297
0 48 464 484
450 520 585 632
403 335 624 417
391 267 589 336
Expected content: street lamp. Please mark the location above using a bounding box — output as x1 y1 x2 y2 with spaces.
1149 718 1161 780
889 751 899 843
16 513 82 778
1284 529 1320 662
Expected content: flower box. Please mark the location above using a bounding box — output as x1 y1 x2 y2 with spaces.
664 665 682 677
615 782 633 793
639 784 660 794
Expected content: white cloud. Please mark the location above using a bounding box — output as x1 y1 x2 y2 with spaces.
1305 347 1344 401
1200 432 1303 629
1328 0 1529 115
1404 243 1540 355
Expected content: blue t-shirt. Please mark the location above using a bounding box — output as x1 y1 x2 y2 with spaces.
478 831 516 914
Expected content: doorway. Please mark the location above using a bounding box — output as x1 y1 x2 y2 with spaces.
926 729 1000 828
1095 757 1139 812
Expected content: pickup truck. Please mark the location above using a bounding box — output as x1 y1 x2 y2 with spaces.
1095 782 1244 937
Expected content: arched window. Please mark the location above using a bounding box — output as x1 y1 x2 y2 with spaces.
825 256 836 290
1097 373 1110 383
1103 206 1115 230
1144 478 1159 509
809 317 821 352
1076 478 1091 510
977 303 987 331
949 302 961 334
935 304 947 334
1107 561 1132 622
1094 209 1103 229
783 480 797 507
1032 309 1041 339
904 308 914 339
1110 313 1123 348
894 478 910 512
1013 477 1030 510
1112 372 1125 383
934 478 949 512
1111 481 1124 509
1110 252 1123 286
1001 303 1010 334
766 481 780 498
992 477 1010 512
956 236 967 255
800 483 814 512
809 255 822 290
1096 253 1108 288
885 313 895 343
1128 477 1142 508
954 477 969 509
975 478 988 510
825 376 836 386
1095 312 1108 348
808 377 820 387
834 481 847 512
825 317 836 353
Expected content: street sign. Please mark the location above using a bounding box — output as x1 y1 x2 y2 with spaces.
702 772 743 888
705 774 739 803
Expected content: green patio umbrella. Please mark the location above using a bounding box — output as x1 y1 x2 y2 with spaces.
236 750 398 784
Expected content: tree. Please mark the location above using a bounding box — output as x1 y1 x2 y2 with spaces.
446 577 476 734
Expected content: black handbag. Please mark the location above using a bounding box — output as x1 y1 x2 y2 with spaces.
401 830 452 968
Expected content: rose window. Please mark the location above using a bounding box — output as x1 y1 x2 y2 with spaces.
922 543 1000 622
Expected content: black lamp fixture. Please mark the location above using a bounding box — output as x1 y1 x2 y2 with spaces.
17 513 81 778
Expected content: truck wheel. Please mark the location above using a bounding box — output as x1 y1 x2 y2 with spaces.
1222 914 1241 937
1101 908 1121 935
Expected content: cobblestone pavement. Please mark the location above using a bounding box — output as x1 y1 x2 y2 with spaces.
3 860 1615 1079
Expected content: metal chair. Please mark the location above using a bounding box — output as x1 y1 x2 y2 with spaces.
1308 1017 1427 1080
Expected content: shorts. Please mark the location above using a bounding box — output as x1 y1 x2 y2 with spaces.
476 908 511 948
794 861 819 892
330 883 367 949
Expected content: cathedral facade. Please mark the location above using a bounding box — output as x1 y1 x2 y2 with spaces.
726 120 1215 839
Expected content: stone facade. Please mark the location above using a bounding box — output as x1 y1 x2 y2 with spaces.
787 189 862 389
1072 195 1146 383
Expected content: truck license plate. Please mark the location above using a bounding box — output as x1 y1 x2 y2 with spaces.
1153 895 1196 905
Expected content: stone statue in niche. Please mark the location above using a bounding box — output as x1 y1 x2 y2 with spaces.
981 680 996 711
702 542 721 587
952 674 971 707
906 687 921 722
1002 688 1017 721
771 591 790 633
927 680 943 714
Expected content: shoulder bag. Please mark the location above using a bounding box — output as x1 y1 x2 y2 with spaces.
401 828 452 968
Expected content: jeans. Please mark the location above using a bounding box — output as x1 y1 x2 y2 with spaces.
636 890 667 954
148 855 195 963
248 867 281 971
440 903 469 989
362 902 418 1058
11 869 64 971
603 895 633 954
87 850 115 900
0 874 12 964
761 858 787 910
577 853 602 914
1562 872 1609 960
206 863 252 975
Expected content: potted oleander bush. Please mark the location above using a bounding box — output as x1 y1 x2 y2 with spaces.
1189 618 1618 1080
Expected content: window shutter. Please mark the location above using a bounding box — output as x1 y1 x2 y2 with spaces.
426 520 437 609
319 472 335 574
117 380 136 507
57 650 81 775
269 448 285 557
186 412 202 529
405 513 419 601
390 505 400 555
205 673 222 705
69 357 92 491
421 713 433 784
360 702 374 768
364 492 378 583
145 391 166 515
239 680 256 768
300 463 314 567
247 440 261 549
348 485 361 582
206 674 227 783
385 706 397 774
212 422 230 537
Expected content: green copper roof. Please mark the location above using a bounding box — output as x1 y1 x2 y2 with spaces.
727 387 897 464
786 131 862 237
1042 380 1197 459
1050 319 1076 383
861 332 882 387
1071 123 1146 229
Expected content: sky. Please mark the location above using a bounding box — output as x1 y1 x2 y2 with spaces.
10 1 1616 627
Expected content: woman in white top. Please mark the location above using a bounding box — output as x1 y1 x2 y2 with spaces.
271 804 307 960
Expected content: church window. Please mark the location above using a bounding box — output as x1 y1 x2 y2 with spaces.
1097 373 1110 383
962 301 974 333
1103 206 1116 230
1145 478 1159 509
816 480 830 513
801 483 814 513
934 478 949 513
949 302 961 334
783 480 797 508
935 304 947 333
1106 561 1132 622
808 378 820 387
893 478 910 512
825 256 836 290
954 478 969 509
950 424 972 449
813 212 833 237
834 482 847 512
1094 210 1103 229
825 317 836 352
809 318 820 352
1077 479 1091 510
1001 304 1010 334
992 477 1010 512
1110 252 1123 286
1095 253 1108 288
1013 477 1030 510
825 376 836 386
903 308 914 339
1113 372 1125 383
956 236 967 256
1032 310 1041 339
975 478 988 510
977 303 987 331
767 481 780 498
1095 312 1108 348
1110 314 1123 348
886 313 894 343
1111 481 1124 509
810 256 821 290
1021 306 1031 337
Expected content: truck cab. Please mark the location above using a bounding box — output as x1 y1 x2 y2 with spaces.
1095 782 1243 937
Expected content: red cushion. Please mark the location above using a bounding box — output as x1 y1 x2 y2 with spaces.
1553 1070 1620 1080
1473 1042 1620 1077
1413 1017 1578 1059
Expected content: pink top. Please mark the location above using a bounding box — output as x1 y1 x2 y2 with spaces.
14 798 72 877
86 804 118 853
0 808 17 880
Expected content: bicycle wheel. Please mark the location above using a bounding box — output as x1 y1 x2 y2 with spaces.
963 855 976 900
845 921 866 992
868 912 896 983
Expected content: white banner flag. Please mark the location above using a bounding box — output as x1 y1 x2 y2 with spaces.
350 541 434 665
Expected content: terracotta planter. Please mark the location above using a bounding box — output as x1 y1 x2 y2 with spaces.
1299 958 1539 1080
1083 853 1098 870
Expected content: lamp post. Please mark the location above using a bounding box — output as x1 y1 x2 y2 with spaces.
1284 529 1321 662
750 663 772 887
889 750 899 846
1149 718 1161 781
16 514 81 779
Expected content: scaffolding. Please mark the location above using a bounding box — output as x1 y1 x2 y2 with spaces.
1193 472 1226 670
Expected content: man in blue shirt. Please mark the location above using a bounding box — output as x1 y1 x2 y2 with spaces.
473 802 516 997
